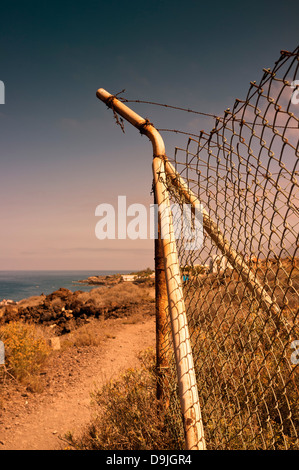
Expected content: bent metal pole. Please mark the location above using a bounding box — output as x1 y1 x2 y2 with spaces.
96 88 206 450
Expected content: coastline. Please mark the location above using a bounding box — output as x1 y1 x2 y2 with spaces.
0 270 130 303
77 269 155 286
0 269 154 303
0 270 155 336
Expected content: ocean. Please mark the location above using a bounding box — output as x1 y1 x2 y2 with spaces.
0 270 131 302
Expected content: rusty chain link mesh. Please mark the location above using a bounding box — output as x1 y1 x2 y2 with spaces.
97 47 299 450
159 47 299 450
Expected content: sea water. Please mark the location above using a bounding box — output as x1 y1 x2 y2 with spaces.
0 270 130 302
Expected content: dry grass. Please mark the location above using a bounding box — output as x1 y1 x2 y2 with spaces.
181 257 299 449
0 321 50 392
76 283 154 310
17 295 46 308
60 318 105 349
65 349 184 450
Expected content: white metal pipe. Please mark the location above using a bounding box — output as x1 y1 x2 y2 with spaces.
97 88 165 157
153 156 206 450
96 88 206 450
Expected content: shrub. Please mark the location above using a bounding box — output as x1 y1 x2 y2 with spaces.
0 321 50 391
61 320 103 348
65 349 184 450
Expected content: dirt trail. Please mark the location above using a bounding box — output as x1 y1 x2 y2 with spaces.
0 316 155 450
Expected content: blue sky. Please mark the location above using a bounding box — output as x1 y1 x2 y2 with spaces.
0 0 298 270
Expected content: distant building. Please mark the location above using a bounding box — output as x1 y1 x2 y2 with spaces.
121 275 136 282
209 255 233 274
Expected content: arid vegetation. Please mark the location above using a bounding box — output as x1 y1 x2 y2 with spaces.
0 322 51 392
0 280 155 405
182 257 299 449
65 349 184 450
0 259 298 450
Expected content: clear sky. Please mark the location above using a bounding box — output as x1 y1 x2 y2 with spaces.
0 0 298 271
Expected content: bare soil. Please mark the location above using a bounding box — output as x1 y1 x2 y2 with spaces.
0 314 155 450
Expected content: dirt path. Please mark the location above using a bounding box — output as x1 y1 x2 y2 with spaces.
0 316 155 450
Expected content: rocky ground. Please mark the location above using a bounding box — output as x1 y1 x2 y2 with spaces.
0 280 156 450
0 315 155 450
0 278 155 335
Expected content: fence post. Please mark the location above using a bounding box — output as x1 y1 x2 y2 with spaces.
153 156 206 450
154 190 170 403
96 88 206 450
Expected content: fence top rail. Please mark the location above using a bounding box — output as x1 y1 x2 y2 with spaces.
96 88 165 158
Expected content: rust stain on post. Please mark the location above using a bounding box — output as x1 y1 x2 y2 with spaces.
154 197 170 403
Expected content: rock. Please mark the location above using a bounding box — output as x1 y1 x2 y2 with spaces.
40 310 53 322
0 307 5 320
77 275 121 286
3 305 19 321
64 310 73 319
46 288 73 302
48 337 61 350
0 299 16 306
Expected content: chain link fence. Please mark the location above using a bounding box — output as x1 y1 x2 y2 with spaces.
97 46 298 450
161 47 299 450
